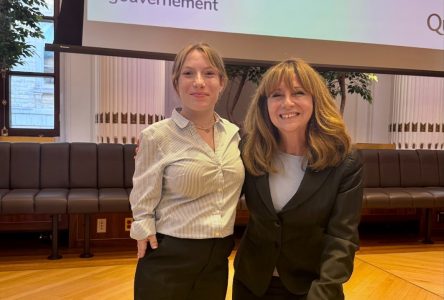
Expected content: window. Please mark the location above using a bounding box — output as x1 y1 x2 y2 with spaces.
1 0 59 136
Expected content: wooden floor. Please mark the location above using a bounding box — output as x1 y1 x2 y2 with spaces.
0 239 443 299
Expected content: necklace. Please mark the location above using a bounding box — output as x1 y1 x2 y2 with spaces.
190 113 217 133
194 122 215 133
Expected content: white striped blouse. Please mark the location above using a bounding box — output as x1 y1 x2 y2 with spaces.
130 108 245 240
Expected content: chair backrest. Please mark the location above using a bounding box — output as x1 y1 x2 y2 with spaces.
98 143 124 188
70 143 97 188
40 143 70 188
359 149 380 188
417 150 440 187
399 150 421 187
0 142 10 189
438 151 444 187
10 143 40 189
123 144 136 189
378 149 400 187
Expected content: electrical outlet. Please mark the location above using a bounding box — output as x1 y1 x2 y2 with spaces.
124 218 133 231
97 218 107 233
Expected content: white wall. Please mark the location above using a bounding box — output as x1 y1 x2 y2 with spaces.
164 61 181 117
60 53 97 142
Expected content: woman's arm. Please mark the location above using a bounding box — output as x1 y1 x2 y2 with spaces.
130 129 165 257
307 152 363 300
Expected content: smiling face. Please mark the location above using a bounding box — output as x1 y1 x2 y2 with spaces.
177 49 224 115
266 75 313 139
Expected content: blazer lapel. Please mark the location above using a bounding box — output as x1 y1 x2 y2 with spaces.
280 167 333 212
254 174 278 217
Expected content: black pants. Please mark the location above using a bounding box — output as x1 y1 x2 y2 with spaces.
232 277 307 300
134 233 234 300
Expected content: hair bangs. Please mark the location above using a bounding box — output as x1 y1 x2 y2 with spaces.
260 61 299 98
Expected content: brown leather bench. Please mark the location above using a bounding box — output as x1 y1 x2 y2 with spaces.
0 142 136 259
360 149 444 242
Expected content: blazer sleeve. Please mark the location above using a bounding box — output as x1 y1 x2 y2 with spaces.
307 151 363 300
129 129 165 241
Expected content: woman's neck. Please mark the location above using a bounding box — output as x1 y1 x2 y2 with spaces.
279 131 307 156
180 108 215 127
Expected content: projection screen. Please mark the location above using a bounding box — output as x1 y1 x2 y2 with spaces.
52 0 444 75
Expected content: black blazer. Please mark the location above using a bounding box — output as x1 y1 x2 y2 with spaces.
234 151 363 300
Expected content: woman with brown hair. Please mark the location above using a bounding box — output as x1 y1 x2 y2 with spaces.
130 43 244 300
233 58 363 300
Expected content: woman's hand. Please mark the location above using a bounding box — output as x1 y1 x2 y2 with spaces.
134 138 140 159
137 234 158 259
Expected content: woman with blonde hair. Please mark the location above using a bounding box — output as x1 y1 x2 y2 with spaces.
233 58 363 300
130 43 244 300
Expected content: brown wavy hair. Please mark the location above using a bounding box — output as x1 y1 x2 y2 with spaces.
242 58 352 176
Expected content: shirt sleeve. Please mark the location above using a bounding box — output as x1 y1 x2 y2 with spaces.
307 151 364 300
129 129 165 241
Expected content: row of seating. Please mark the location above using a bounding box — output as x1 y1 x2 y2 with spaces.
1 143 443 258
360 149 444 242
0 142 135 259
